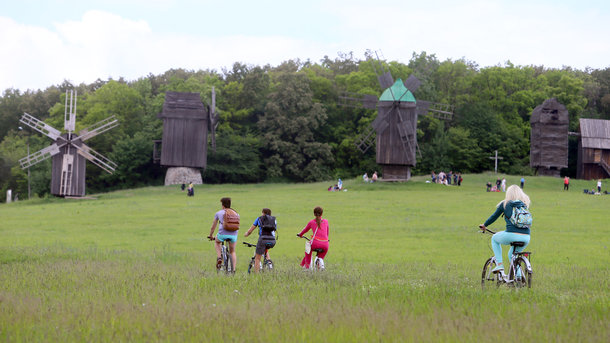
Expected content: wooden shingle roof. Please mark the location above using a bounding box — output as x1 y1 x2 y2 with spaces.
158 92 206 119
579 118 610 150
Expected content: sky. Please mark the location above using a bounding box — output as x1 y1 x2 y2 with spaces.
1 0 609 92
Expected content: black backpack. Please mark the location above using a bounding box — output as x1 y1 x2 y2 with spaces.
259 215 276 233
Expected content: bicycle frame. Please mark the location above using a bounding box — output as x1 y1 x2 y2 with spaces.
480 227 532 288
209 236 233 274
299 235 324 271
243 241 273 273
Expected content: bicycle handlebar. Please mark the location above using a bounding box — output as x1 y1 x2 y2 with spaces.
296 234 311 241
207 235 215 241
479 226 496 235
242 242 256 247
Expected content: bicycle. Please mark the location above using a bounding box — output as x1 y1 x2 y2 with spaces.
298 235 325 271
208 236 233 274
480 227 533 289
242 241 274 273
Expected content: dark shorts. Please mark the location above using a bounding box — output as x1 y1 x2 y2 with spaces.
256 236 276 255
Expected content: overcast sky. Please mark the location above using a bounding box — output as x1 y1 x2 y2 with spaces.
1 0 609 92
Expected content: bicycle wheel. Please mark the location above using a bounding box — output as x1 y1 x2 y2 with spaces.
510 257 532 288
481 257 500 289
247 258 254 274
226 253 233 274
265 259 273 270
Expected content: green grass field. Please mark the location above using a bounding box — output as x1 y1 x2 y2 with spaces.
1 173 608 342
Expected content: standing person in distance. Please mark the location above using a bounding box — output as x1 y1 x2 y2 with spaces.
479 185 531 275
597 179 602 193
208 197 239 272
244 208 277 273
564 176 570 191
297 206 330 269
520 177 525 189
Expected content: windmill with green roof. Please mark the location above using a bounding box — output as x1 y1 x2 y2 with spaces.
340 54 453 180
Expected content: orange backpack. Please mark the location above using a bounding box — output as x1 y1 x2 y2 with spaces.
223 208 240 231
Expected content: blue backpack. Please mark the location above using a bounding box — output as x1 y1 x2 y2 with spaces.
509 203 532 229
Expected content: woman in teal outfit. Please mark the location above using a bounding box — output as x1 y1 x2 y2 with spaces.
479 185 531 275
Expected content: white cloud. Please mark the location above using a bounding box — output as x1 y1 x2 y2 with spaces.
1 2 609 92
0 10 328 91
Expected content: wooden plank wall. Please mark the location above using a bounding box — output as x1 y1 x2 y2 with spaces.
376 106 417 166
160 118 207 168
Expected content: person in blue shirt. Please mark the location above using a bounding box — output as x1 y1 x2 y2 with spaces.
479 185 531 275
520 177 525 189
244 208 277 273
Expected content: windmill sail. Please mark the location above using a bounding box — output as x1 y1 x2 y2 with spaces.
78 116 119 141
19 143 65 169
74 144 117 174
19 113 64 141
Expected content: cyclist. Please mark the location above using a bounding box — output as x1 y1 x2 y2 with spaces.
297 206 330 269
208 197 239 272
479 185 531 275
244 208 277 273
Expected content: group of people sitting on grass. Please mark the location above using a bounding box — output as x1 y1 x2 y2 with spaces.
206 197 330 273
431 170 462 186
362 171 378 183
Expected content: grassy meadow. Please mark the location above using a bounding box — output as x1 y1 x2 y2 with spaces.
0 173 608 342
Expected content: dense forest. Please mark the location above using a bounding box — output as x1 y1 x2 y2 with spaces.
1 51 609 200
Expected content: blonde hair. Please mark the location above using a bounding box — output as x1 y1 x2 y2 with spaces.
498 184 531 208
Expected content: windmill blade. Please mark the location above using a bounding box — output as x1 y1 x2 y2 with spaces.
73 143 117 174
209 110 219 152
404 75 421 93
64 90 77 133
19 113 63 141
354 125 376 153
209 87 218 152
59 153 75 196
368 50 395 90
338 92 378 109
378 72 394 90
78 116 119 141
416 101 454 120
371 105 394 134
19 142 66 169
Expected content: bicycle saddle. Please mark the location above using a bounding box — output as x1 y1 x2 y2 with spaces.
510 242 526 247
312 248 324 253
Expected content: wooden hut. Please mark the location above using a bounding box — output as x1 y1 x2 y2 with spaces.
530 98 568 176
157 92 209 169
577 118 610 180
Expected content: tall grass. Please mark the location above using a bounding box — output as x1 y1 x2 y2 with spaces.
0 173 608 342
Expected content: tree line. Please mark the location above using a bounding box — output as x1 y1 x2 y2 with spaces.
1 51 609 200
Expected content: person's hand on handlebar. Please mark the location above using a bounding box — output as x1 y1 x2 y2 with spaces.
207 235 215 241
479 224 486 232
296 233 302 238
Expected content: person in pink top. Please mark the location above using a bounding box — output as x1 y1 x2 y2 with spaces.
297 206 330 269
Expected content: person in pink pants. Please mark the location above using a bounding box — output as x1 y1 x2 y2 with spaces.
297 206 330 269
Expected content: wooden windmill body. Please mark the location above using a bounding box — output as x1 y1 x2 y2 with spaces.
530 98 569 176
19 90 119 197
156 90 218 185
341 56 453 181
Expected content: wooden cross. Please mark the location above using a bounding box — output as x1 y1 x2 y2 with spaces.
488 150 504 174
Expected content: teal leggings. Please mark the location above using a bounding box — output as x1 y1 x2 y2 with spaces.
491 231 530 265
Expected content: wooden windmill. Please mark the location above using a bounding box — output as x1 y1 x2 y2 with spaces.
18 90 119 197
340 54 453 180
530 98 569 176
156 89 218 185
